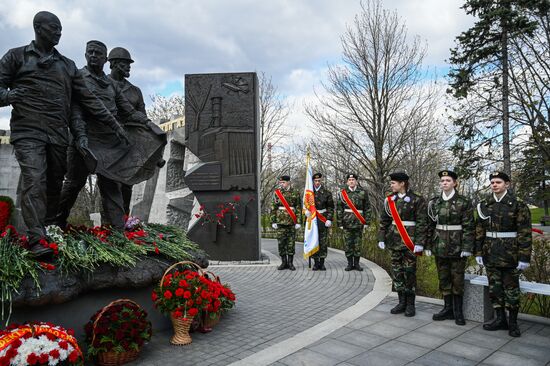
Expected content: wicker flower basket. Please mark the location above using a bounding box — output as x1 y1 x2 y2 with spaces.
92 299 144 366
160 261 204 345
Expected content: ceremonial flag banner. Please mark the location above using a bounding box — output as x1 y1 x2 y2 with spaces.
303 152 319 258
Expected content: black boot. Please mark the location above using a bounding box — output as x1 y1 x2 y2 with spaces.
288 255 296 271
433 295 454 321
312 258 319 271
391 292 407 314
508 308 521 337
277 255 288 270
453 295 465 325
319 258 326 271
354 256 363 271
345 257 354 271
405 294 416 317
483 307 509 331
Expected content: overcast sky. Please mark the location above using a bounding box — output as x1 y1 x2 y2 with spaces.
0 0 472 132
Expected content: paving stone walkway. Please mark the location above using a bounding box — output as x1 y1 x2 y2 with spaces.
135 239 550 366
134 239 375 365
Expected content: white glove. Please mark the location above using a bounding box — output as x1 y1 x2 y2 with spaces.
305 210 311 218
325 220 332 228
476 256 483 266
460 251 472 257
272 223 278 230
424 249 432 257
295 224 301 229
339 226 343 230
378 242 385 250
413 245 423 253
516 261 530 271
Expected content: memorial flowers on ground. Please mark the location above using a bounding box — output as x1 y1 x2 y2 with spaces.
0 220 202 324
84 301 152 360
0 322 83 366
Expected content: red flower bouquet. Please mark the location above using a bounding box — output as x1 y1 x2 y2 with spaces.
84 299 152 365
152 261 226 345
0 196 14 233
0 321 83 366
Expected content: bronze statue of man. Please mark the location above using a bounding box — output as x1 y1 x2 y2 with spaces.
55 40 151 230
0 11 126 256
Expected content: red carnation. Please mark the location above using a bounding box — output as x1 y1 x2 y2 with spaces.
175 288 184 297
183 291 191 299
49 349 60 359
173 310 183 318
26 353 39 365
68 350 79 362
163 290 173 299
58 340 69 350
188 308 198 316
178 280 188 287
38 353 49 364
151 292 158 302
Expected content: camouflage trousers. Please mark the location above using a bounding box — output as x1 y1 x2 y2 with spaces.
276 225 296 256
486 266 520 310
390 249 417 295
435 256 466 296
312 226 328 259
343 228 362 257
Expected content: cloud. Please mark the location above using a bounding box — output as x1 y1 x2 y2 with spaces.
0 0 473 131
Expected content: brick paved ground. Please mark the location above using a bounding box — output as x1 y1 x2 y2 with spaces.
275 297 550 366
134 239 374 366
133 239 550 366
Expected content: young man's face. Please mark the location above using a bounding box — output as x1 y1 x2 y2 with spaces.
390 180 406 193
279 180 290 189
439 176 456 192
313 178 322 188
490 178 508 194
347 177 357 188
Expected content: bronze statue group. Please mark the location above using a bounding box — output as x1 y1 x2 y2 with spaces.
0 11 166 257
270 170 532 338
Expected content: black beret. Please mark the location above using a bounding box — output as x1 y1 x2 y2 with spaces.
389 172 409 182
279 175 290 182
438 170 458 180
489 171 510 182
312 173 322 179
346 173 358 180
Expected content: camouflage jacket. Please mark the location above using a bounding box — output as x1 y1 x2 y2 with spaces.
270 188 302 226
426 192 475 257
336 186 371 229
474 192 532 267
313 185 335 222
378 191 427 251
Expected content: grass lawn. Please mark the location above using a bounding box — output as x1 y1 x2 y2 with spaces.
531 207 548 224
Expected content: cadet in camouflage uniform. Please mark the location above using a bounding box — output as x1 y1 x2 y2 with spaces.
336 173 370 272
310 173 334 271
378 172 427 317
271 175 302 271
475 171 532 337
426 170 474 325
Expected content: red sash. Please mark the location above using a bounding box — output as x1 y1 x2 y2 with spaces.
341 189 366 225
317 211 327 223
386 196 420 256
275 189 297 224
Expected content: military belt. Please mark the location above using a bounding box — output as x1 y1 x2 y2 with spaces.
344 209 363 213
436 224 462 231
392 220 416 227
486 231 517 238
278 206 295 211
317 209 327 213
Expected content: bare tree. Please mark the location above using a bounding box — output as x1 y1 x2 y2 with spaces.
147 94 185 123
258 72 293 212
305 0 439 214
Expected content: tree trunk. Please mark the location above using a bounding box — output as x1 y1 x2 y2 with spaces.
501 16 511 176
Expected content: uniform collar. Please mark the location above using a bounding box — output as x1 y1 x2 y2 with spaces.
314 185 322 192
493 190 508 203
442 189 455 201
348 186 357 192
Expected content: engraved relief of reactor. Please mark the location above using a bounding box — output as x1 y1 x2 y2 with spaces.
184 73 260 260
